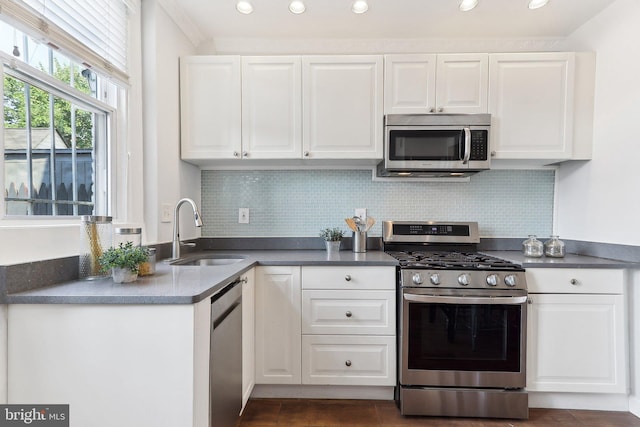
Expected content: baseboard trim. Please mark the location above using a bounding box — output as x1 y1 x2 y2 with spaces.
529 392 629 411
251 384 394 400
629 395 640 417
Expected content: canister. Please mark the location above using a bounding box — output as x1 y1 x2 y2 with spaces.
114 227 142 247
79 215 112 279
139 248 156 276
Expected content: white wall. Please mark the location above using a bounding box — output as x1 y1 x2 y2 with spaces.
562 0 640 416
142 0 200 246
559 0 640 246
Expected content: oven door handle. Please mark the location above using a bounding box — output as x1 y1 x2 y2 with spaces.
404 293 528 305
462 127 471 164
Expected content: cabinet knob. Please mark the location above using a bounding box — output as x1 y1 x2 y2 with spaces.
570 278 579 285
233 151 239 158
491 151 496 157
345 311 352 318
345 360 352 367
304 151 310 157
429 107 435 113
345 275 351 282
242 151 248 157
437 107 444 113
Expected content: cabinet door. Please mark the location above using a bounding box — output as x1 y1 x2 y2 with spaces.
527 293 627 393
180 56 241 160
241 269 255 410
436 54 488 114
303 56 383 159
489 52 575 159
255 266 302 384
242 57 302 159
384 54 436 114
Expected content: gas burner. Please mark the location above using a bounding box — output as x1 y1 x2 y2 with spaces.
387 250 524 272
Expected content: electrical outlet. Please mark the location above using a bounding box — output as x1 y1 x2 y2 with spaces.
355 208 367 220
161 203 172 223
238 208 250 224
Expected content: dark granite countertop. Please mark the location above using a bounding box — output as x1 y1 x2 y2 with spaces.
484 251 639 269
4 250 398 305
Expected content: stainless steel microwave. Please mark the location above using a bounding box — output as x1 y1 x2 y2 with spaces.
378 114 491 178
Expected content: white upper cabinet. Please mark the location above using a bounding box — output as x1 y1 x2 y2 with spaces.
180 56 241 160
384 54 488 114
302 56 384 159
488 52 575 160
241 56 302 159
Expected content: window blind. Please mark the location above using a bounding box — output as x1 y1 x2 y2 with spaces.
0 0 131 83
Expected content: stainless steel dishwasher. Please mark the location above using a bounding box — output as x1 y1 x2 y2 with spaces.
210 277 244 427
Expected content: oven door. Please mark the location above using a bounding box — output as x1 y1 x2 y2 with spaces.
401 288 527 389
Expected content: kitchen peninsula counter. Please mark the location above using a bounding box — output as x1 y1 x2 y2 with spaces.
3 250 397 305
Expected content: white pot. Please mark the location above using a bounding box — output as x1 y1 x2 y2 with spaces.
112 267 138 283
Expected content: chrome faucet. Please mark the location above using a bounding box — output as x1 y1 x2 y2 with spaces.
171 198 204 260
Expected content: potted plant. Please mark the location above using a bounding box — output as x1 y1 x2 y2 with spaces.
319 227 344 254
98 242 149 283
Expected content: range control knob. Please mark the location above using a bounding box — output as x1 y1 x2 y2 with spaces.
457 274 470 286
504 274 517 287
430 273 441 285
486 274 499 287
412 273 424 285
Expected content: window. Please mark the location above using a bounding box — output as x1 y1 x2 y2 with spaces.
0 0 131 218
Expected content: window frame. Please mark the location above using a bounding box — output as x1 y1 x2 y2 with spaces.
1 51 119 222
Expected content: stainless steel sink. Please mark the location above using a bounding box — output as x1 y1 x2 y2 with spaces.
170 255 245 266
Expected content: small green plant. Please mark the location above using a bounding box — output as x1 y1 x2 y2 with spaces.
98 242 149 274
319 227 344 242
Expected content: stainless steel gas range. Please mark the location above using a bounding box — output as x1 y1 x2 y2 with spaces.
383 221 529 420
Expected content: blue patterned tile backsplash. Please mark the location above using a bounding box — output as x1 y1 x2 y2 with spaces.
201 169 554 238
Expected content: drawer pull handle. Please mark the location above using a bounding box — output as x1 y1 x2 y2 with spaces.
345 275 352 282
345 311 352 318
345 360 352 367
570 279 579 285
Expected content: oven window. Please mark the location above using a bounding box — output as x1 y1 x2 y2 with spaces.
389 130 462 160
407 302 522 372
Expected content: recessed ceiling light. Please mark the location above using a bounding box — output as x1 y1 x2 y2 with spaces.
352 0 369 14
236 0 253 14
528 0 550 9
459 0 478 12
289 0 306 14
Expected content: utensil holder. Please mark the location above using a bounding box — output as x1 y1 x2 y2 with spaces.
352 231 367 253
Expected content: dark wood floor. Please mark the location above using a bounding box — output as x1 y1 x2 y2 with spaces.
238 398 640 427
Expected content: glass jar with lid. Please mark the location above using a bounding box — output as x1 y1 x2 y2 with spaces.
544 235 565 258
522 235 543 258
114 227 142 248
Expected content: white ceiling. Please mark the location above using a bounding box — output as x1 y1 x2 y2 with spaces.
173 0 616 45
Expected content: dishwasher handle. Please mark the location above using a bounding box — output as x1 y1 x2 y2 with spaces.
211 277 244 329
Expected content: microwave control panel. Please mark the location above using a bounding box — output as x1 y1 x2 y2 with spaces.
469 130 488 160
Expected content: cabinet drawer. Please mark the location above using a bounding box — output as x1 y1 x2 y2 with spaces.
301 335 396 386
302 266 395 290
302 290 395 335
526 268 626 294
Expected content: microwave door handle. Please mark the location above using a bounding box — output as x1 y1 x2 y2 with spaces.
404 293 528 305
462 127 471 164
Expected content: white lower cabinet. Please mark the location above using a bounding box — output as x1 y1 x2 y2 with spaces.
8 301 211 427
526 268 628 394
254 266 302 384
301 266 396 386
